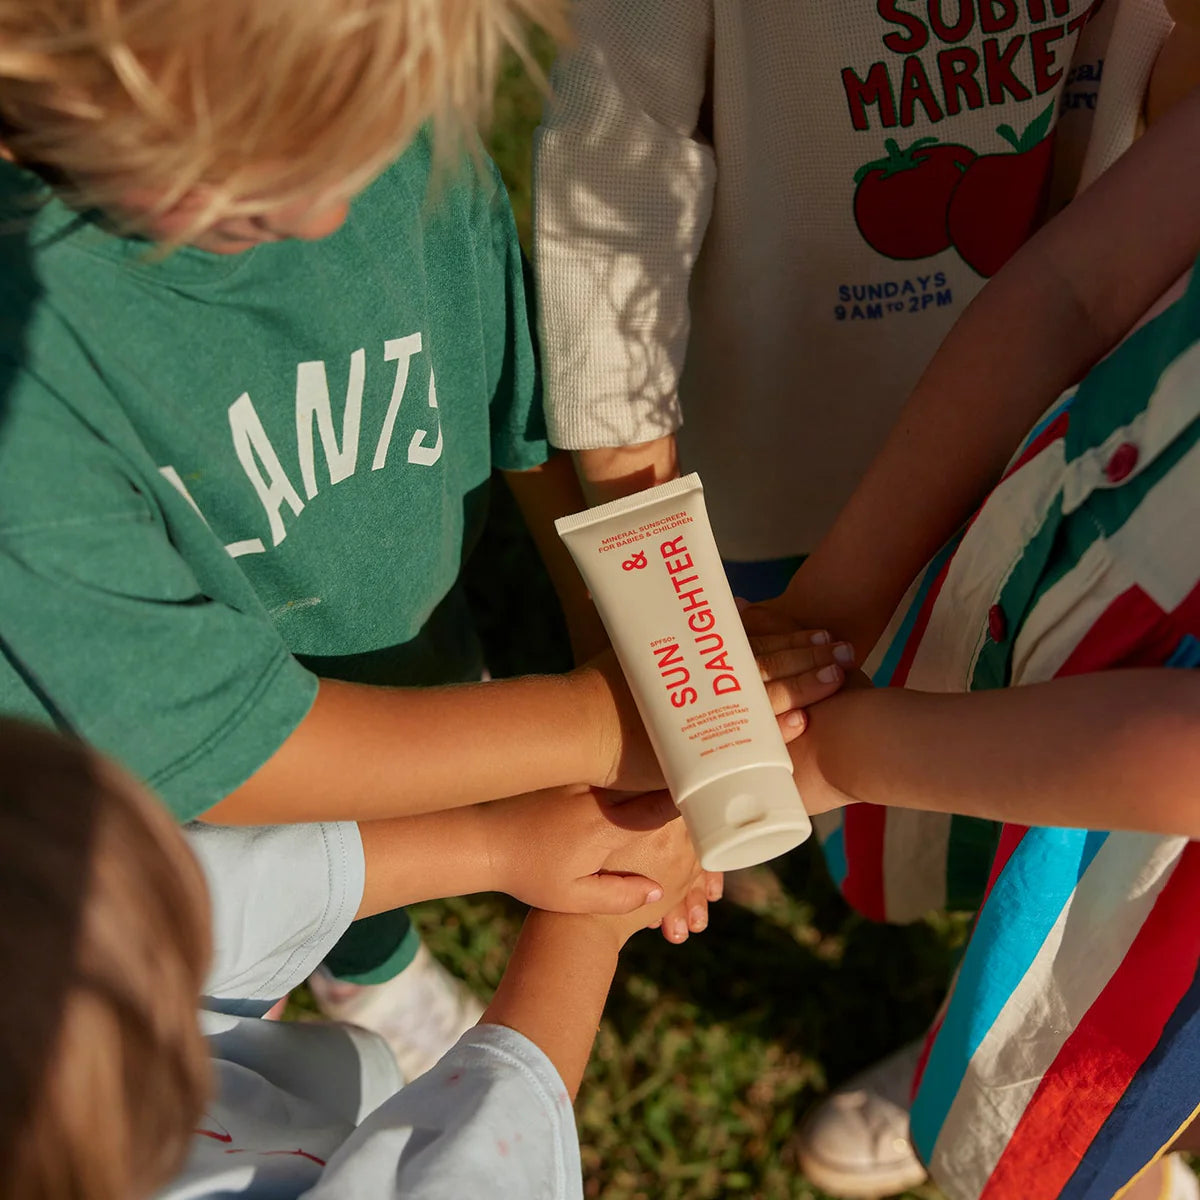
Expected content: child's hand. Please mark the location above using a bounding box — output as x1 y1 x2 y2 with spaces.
578 630 856 792
593 792 717 943
480 784 692 915
647 867 723 944
573 809 707 949
785 668 872 815
748 627 855 735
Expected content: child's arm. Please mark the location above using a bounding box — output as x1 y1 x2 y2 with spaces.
502 451 610 660
203 629 847 826
573 435 680 506
480 911 645 1099
481 818 702 1097
533 4 712 511
352 785 688 920
291 810 704 1200
504 441 681 643
764 89 1200 655
793 670 1200 836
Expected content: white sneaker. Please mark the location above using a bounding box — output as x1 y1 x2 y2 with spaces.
308 942 484 1083
795 1040 928 1199
1165 1154 1200 1200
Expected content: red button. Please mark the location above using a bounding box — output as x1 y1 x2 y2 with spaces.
1105 441 1139 484
988 604 1007 643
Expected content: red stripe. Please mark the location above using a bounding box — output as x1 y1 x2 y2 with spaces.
1001 411 1071 485
981 825 1028 908
979 841 1200 1200
840 805 889 921
912 1010 946 1099
1056 586 1165 676
1056 577 1200 676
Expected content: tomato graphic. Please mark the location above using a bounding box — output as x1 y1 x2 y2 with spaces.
853 136 976 260
946 103 1056 278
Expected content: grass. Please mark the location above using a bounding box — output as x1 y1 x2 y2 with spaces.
411 863 967 1200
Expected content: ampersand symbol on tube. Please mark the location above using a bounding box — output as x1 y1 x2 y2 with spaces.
622 551 648 571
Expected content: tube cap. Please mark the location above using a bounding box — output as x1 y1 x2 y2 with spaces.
677 765 812 872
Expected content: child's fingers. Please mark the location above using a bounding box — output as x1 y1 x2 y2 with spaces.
578 872 666 914
684 879 709 933
777 707 808 742
767 664 847 727
659 900 691 944
749 629 837 656
755 639 855 686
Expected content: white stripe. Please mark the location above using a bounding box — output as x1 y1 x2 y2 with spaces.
1014 438 1200 684
1105 438 1200 612
1012 538 1113 684
903 442 1067 693
883 809 952 923
1061 327 1200 520
928 833 1185 1200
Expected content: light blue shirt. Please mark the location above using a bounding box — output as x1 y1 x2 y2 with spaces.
160 823 583 1199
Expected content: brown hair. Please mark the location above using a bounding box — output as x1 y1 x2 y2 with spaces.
0 0 567 237
0 720 211 1200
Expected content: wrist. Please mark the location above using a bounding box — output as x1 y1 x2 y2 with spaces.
807 684 894 807
355 805 496 919
567 661 619 787
525 908 628 959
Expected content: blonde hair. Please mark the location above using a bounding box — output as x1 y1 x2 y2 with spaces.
0 720 212 1200
0 0 567 234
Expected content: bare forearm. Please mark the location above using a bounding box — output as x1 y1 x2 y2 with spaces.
354 807 493 919
504 452 606 660
783 92 1200 652
205 672 609 825
806 672 1200 835
481 911 621 1099
574 435 679 507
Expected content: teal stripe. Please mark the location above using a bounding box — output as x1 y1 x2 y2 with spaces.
1018 389 1076 454
1063 269 1200 465
874 536 962 687
912 828 1108 1160
1167 635 1200 669
823 823 848 888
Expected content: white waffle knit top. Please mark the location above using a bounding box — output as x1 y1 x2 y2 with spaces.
534 0 1171 560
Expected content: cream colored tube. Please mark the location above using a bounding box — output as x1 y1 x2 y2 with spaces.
556 473 811 872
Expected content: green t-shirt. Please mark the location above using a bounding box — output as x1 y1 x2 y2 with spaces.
0 137 548 822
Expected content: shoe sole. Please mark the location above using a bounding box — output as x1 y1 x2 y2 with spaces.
796 1149 929 1199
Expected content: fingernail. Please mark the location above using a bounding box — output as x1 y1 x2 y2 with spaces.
785 710 805 729
834 643 856 665
818 664 841 684
669 919 687 941
689 907 707 931
645 887 664 903
706 879 723 901
811 630 832 644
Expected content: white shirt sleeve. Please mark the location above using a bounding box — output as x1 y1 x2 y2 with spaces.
185 820 365 1008
300 1025 584 1200
534 0 716 450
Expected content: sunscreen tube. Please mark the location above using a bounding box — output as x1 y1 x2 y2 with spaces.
555 473 811 872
